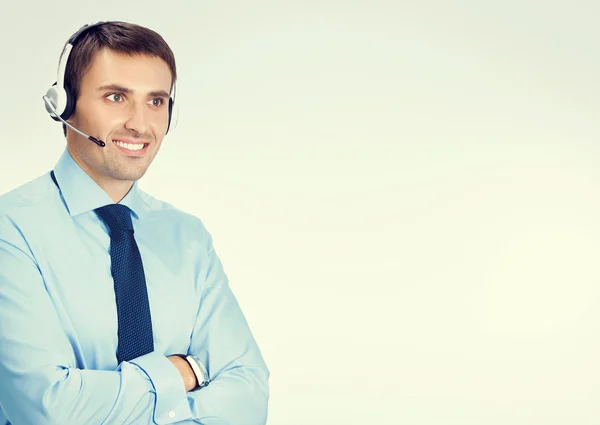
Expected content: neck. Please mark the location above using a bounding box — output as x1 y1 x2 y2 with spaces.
66 145 134 203
100 179 134 204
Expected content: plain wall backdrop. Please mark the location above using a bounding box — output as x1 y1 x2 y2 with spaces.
1 1 600 424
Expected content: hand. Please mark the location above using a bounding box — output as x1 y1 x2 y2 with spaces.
167 355 198 392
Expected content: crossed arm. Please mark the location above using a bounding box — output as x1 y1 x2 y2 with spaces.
0 218 270 425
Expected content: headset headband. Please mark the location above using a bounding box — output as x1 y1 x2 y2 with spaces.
57 22 117 91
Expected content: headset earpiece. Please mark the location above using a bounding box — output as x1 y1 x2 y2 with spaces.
61 82 77 122
166 97 173 134
44 83 66 121
45 80 77 131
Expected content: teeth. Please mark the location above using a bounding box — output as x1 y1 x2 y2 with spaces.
114 140 144 151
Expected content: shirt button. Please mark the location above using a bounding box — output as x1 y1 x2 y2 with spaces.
168 410 175 418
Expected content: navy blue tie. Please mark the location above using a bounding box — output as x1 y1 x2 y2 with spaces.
95 204 154 363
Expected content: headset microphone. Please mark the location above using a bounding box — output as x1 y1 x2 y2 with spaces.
42 95 106 147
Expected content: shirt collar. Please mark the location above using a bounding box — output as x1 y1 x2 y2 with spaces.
52 147 148 220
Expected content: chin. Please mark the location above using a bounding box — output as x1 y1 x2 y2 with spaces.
111 168 148 182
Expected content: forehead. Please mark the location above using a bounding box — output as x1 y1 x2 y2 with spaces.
80 48 172 92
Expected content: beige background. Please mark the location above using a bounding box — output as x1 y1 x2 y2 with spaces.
1 1 600 424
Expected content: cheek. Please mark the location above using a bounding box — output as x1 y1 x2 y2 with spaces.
73 99 108 127
89 108 128 137
148 115 169 140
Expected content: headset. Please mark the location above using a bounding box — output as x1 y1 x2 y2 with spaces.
42 21 176 147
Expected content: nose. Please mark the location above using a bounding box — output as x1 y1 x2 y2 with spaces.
124 100 149 135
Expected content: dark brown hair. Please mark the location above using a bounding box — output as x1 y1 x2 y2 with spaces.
61 21 177 134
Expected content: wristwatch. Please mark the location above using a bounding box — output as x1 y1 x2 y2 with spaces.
173 354 210 390
184 355 211 390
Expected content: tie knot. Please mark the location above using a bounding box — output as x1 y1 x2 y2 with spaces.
95 204 133 233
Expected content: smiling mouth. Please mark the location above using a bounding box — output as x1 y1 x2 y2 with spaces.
112 140 149 151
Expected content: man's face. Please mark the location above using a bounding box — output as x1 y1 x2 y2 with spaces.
66 48 172 185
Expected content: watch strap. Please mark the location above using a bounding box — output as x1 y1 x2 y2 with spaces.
186 355 210 389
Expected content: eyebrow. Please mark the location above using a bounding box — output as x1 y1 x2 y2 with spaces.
97 84 170 98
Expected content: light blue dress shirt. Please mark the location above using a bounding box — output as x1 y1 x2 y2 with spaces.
0 148 270 425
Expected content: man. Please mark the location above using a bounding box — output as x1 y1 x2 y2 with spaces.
0 21 270 425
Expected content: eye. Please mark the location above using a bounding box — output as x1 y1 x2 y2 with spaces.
106 93 124 103
149 98 165 107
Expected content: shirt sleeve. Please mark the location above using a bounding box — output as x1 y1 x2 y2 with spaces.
182 228 271 425
0 216 191 425
128 351 193 423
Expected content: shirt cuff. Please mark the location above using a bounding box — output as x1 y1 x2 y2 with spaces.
128 351 193 424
